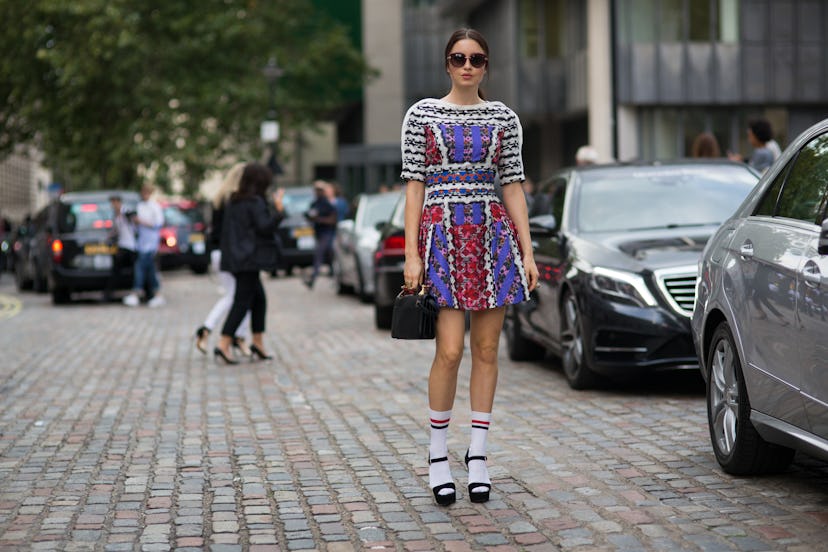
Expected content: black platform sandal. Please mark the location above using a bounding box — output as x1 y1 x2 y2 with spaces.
464 450 491 503
428 456 456 506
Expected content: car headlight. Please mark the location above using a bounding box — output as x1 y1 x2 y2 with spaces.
590 267 657 308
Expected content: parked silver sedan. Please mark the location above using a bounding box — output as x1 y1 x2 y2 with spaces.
333 190 401 302
692 117 828 475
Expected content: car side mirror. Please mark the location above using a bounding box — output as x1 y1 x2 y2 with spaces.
529 214 557 234
819 219 828 255
375 221 388 232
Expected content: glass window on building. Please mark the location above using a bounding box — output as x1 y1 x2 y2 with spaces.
621 0 657 44
520 0 540 58
544 0 565 58
719 0 739 42
660 0 683 41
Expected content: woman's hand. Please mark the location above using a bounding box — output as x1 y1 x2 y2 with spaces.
523 255 540 292
403 256 424 290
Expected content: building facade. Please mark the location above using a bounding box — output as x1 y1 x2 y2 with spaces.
342 0 828 189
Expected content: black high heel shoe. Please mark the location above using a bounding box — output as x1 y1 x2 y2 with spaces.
249 344 274 361
213 347 239 365
464 450 491 503
428 456 456 506
195 326 210 354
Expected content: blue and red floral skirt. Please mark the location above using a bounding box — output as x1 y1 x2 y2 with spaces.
418 197 529 311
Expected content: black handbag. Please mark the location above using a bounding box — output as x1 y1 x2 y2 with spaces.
391 286 439 340
255 233 281 271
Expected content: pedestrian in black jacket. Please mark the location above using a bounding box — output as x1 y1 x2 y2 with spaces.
214 163 285 364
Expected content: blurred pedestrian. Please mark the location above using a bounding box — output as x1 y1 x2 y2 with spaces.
575 144 598 166
330 182 350 222
214 163 285 364
728 118 775 173
123 183 165 307
303 180 338 289
104 194 137 302
400 28 539 507
691 132 722 158
194 163 252 357
0 211 11 277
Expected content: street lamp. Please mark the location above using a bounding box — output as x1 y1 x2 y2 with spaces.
261 57 284 175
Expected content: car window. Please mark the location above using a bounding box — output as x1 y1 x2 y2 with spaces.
754 159 791 217
774 133 828 224
359 193 400 230
163 206 190 226
58 200 114 233
530 176 567 219
576 166 758 233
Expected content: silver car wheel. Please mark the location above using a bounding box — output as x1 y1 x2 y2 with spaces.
563 295 583 364
710 336 739 455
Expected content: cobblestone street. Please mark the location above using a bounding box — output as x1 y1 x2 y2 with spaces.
1 271 828 551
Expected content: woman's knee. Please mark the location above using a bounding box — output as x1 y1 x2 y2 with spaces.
471 339 500 365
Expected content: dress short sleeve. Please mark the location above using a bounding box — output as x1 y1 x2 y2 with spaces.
400 102 426 182
498 108 525 185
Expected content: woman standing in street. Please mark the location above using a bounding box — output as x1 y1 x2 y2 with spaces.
194 163 251 356
214 163 285 364
400 28 539 506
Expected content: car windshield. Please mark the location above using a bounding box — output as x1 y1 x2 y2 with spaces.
163 206 190 226
58 200 115 232
282 190 314 217
576 166 758 233
359 193 400 230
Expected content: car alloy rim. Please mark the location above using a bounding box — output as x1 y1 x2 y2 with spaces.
710 337 739 455
563 296 583 366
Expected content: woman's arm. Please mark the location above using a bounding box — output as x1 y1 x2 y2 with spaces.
403 181 426 288
502 182 539 292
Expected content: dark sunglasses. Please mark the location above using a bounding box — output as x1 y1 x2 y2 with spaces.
446 53 488 69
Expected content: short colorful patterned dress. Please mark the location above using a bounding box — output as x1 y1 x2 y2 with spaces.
400 98 530 311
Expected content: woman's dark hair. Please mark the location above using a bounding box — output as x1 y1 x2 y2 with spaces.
232 163 272 201
444 28 489 100
691 132 721 158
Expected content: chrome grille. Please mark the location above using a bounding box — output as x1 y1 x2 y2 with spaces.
655 267 698 317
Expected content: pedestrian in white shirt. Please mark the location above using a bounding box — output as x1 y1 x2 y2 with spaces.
105 194 137 301
123 184 166 307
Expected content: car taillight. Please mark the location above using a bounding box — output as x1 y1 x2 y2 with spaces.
165 235 177 248
376 234 406 262
51 239 64 263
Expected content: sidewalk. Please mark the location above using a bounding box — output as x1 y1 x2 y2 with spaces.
0 272 827 551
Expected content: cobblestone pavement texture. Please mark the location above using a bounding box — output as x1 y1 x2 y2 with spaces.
1 271 828 552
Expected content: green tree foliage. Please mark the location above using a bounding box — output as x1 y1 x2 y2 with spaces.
0 0 370 194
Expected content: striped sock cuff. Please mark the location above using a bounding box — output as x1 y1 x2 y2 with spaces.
471 419 490 431
430 417 451 430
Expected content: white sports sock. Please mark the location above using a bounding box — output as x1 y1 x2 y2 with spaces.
428 409 453 496
468 411 491 492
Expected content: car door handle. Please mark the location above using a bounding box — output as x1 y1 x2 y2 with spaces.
801 261 822 287
739 242 754 259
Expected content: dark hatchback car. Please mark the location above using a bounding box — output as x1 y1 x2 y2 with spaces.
27 190 140 303
505 161 759 389
158 201 209 274
272 186 316 275
373 191 406 329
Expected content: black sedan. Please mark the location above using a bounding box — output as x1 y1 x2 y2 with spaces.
505 161 759 389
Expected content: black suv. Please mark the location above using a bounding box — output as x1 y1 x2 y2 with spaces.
27 190 140 303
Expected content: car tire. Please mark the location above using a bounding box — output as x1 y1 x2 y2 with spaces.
333 258 352 295
560 290 599 390
706 321 795 475
190 263 209 275
504 306 545 361
375 303 393 330
52 286 71 304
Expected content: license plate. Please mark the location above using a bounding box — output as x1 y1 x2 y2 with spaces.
297 235 315 250
293 226 314 238
189 232 204 243
84 243 116 255
93 255 112 269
